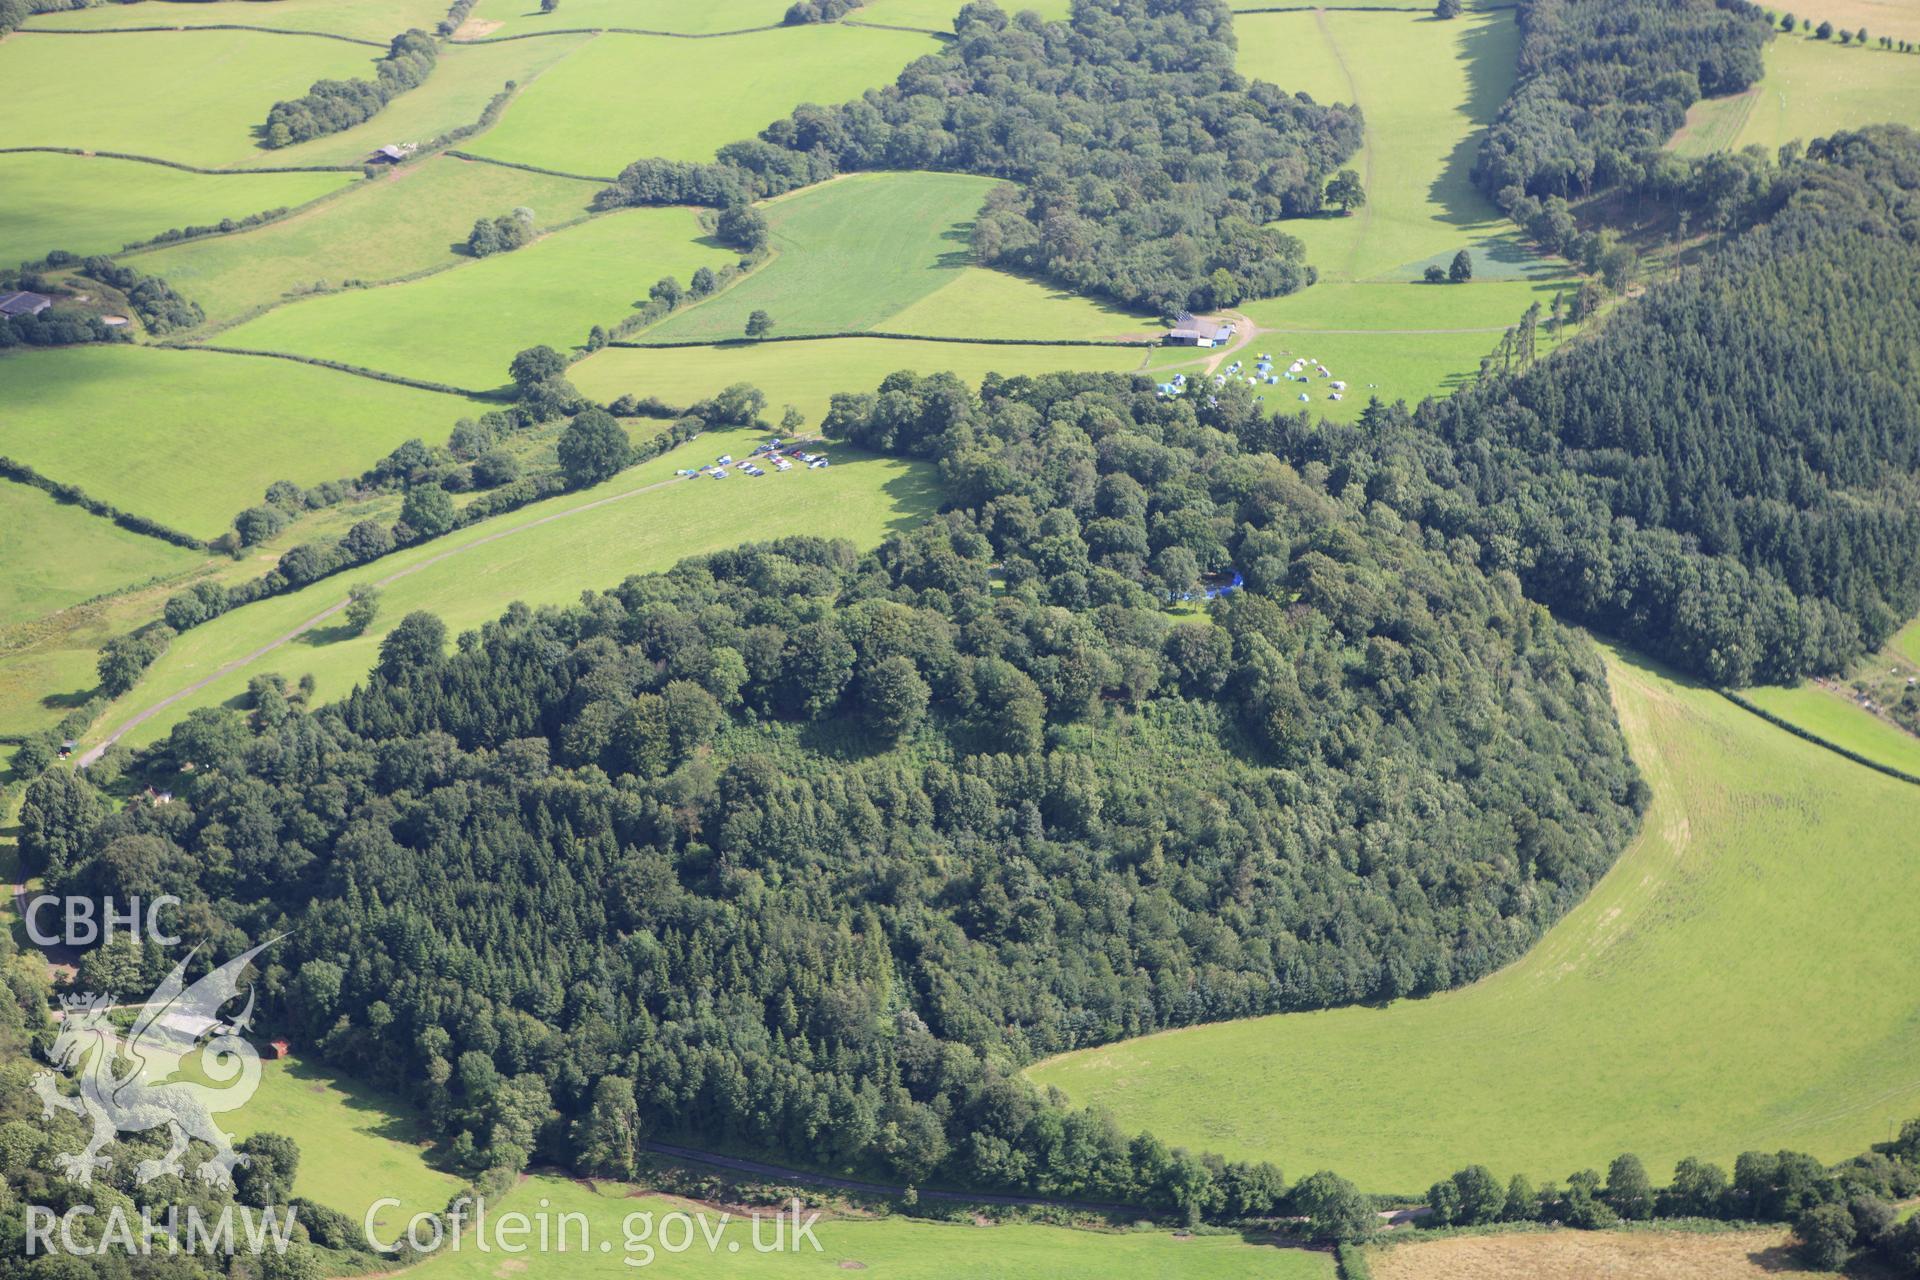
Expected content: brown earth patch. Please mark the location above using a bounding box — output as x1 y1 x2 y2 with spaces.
1370 1228 1832 1280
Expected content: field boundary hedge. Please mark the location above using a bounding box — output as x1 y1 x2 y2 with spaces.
610 330 1157 350
444 149 617 184
16 22 386 45
1334 1243 1373 1280
841 19 956 37
159 342 495 398
0 457 208 550
449 23 786 43
0 146 361 175
1718 690 1920 787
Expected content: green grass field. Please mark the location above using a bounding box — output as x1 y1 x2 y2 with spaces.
1238 8 1544 285
217 206 732 388
1226 8 1569 416
226 1057 462 1241
463 25 939 176
880 266 1153 339
1739 682 1920 778
402 1176 1334 1279
572 337 1147 429
136 155 604 328
1236 278 1577 420
0 30 374 168
0 152 353 268
86 423 939 752
1894 619 1920 668
643 172 1154 343
647 173 1000 340
1030 649 1920 1192
1673 38 1920 158
0 482 202 620
461 0 793 37
23 0 452 42
260 32 595 170
0 345 470 538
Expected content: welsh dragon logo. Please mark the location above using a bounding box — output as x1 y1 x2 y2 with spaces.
31 941 276 1188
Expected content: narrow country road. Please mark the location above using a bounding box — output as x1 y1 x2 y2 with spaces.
78 473 691 767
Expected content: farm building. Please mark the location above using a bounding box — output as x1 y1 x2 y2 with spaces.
1166 311 1234 347
0 290 53 319
371 143 417 163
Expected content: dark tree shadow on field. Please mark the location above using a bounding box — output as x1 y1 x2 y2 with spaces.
40 685 99 712
935 219 978 270
1425 12 1515 233
302 619 360 647
278 1056 448 1153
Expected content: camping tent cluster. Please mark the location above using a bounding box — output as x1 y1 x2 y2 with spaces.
679 438 830 481
1157 351 1356 406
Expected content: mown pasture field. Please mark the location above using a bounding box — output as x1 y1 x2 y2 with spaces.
0 30 374 168
260 32 595 170
1673 37 1920 158
879 265 1153 339
403 1176 1335 1280
571 337 1147 428
1896 619 1920 668
0 482 202 622
460 0 793 37
0 152 353 269
1237 278 1576 421
0 345 471 538
22 0 451 43
1228 8 1570 415
1738 683 1920 778
646 172 1000 340
216 206 733 388
1030 650 1920 1192
1239 8 1543 285
225 1057 463 1241
1366 1228 1836 1280
87 423 940 752
137 155 604 328
463 24 940 176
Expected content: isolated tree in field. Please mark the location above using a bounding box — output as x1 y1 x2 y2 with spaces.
509 344 566 394
399 484 455 539
1448 248 1474 282
780 403 804 434
557 408 631 488
1423 264 1447 283
716 204 768 252
1857 27 1868 43
540 0 559 11
344 584 381 635
1435 0 1461 17
1325 168 1366 213
1779 11 1794 30
745 309 774 339
1815 18 1833 37
467 216 502 258
377 610 446 678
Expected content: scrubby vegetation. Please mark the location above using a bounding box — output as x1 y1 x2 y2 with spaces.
597 0 1363 314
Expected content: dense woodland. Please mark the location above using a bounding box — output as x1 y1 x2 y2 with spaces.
597 0 1363 314
26 371 1643 1215
1474 0 1770 211
1268 127 1920 685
